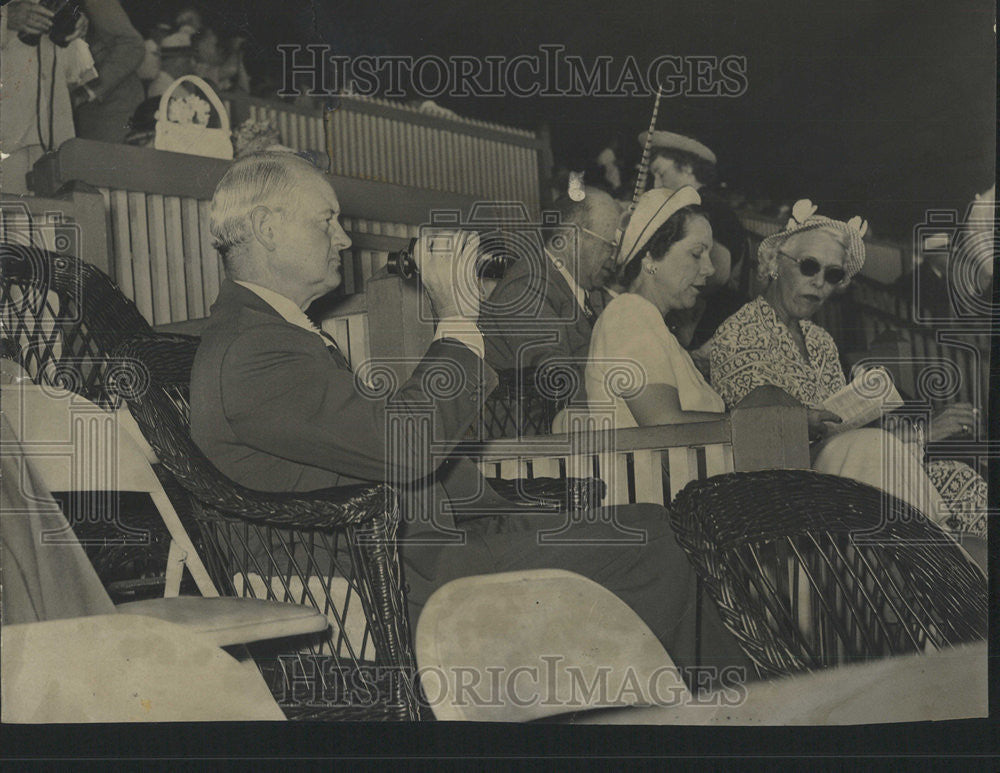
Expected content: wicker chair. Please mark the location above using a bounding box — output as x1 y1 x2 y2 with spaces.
0 243 150 407
669 470 987 680
110 331 605 719
0 244 173 595
110 331 421 720
479 365 573 439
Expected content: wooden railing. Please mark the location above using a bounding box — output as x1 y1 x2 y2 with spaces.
472 421 734 507
29 139 479 334
465 389 810 509
223 92 549 217
807 273 989 412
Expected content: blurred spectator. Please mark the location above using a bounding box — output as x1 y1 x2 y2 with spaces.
232 118 290 157
642 129 750 348
72 0 144 144
416 98 458 119
895 184 996 320
192 25 249 92
895 232 953 319
135 38 160 87
964 184 995 301
1 0 89 194
174 4 204 35
150 28 195 96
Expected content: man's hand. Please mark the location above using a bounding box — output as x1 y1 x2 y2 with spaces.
64 10 88 43
928 402 980 442
807 408 842 441
7 1 54 35
414 229 481 320
70 84 93 108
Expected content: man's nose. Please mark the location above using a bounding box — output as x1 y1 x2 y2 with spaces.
333 225 352 251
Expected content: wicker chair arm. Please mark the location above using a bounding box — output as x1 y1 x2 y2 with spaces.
110 333 399 533
488 476 606 513
193 480 398 531
672 470 947 551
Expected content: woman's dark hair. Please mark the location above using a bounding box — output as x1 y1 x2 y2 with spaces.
619 204 709 287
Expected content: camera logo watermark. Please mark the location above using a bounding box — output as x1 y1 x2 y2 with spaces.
910 197 997 328
278 45 748 99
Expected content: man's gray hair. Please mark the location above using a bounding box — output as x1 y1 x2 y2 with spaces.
209 152 317 268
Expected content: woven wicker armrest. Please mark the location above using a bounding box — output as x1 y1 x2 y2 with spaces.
192 479 398 532
671 469 965 552
110 333 399 532
488 476 606 513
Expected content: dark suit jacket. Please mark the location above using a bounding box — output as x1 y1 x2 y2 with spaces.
479 253 593 374
190 280 498 537
74 0 145 144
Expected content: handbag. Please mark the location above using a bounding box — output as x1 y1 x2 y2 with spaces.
153 75 233 160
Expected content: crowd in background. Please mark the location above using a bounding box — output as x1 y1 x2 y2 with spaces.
1 0 993 316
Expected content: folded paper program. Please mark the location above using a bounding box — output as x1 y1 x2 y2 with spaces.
820 367 903 434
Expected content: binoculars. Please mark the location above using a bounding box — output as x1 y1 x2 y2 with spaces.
385 238 511 280
18 0 82 47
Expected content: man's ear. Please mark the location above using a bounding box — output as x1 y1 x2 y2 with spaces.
249 205 277 251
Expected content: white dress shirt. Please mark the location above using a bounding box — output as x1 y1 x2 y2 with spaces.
235 281 485 359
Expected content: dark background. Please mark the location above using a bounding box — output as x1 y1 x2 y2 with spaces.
124 0 997 241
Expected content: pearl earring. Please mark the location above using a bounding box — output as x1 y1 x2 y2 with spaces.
645 265 657 275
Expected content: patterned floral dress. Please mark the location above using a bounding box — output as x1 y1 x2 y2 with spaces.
710 297 986 538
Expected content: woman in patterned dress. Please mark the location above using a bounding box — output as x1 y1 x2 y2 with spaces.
710 201 986 539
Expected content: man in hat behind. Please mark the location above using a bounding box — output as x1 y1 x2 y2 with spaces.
641 130 749 352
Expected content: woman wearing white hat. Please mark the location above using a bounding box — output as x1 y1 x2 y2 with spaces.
710 200 986 541
583 186 727 430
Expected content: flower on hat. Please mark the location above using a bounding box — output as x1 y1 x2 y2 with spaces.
847 215 869 238
759 199 868 282
789 199 818 227
233 118 283 157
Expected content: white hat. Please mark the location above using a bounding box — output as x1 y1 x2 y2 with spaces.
160 30 193 53
639 130 717 165
617 186 702 267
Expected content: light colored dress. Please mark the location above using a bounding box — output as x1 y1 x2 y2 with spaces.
0 7 75 194
710 296 986 537
583 293 724 430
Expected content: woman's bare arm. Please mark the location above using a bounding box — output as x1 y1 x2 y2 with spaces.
625 383 724 427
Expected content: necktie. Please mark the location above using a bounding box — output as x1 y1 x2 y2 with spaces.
583 294 597 325
318 329 352 371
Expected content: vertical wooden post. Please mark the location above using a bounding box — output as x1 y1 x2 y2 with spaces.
730 387 811 472
365 269 435 384
67 188 111 276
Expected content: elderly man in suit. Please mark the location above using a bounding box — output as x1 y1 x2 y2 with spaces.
479 186 621 407
480 185 621 426
190 153 747 684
